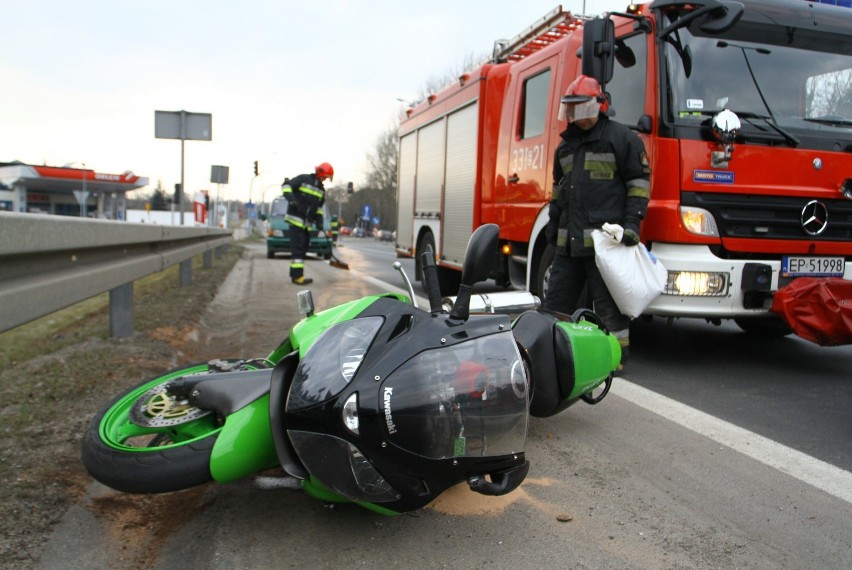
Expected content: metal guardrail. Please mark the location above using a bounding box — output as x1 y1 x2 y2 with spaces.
0 212 232 334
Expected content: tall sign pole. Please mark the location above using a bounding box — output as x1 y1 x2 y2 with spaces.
155 110 212 225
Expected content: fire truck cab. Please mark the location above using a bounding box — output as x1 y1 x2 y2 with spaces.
396 0 852 334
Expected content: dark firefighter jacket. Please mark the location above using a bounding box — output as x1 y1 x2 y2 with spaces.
546 114 651 256
282 173 326 230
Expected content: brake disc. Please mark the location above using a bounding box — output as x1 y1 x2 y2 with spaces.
129 383 212 428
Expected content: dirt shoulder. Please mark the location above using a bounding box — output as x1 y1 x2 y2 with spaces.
0 243 246 569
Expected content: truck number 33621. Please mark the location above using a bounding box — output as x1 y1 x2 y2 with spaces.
511 144 546 173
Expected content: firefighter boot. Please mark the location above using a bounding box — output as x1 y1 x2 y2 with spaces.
617 337 629 374
290 260 312 285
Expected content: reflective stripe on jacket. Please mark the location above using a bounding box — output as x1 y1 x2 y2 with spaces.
547 115 650 256
281 172 326 226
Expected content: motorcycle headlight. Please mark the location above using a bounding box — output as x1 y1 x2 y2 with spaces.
288 431 401 502
286 317 383 412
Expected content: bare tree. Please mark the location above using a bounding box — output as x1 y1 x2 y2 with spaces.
416 51 488 100
365 125 398 193
806 69 852 117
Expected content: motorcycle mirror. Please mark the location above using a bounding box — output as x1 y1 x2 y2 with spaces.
449 224 500 321
461 224 500 287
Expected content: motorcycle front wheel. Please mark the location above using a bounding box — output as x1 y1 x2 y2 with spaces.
81 363 227 494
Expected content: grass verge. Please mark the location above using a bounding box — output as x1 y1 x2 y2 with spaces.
0 243 244 568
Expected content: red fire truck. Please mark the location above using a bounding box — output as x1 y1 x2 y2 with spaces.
395 0 852 334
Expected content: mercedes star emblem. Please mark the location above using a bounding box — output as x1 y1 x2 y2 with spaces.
801 200 829 236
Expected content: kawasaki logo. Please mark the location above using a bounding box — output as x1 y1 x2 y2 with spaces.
383 387 397 434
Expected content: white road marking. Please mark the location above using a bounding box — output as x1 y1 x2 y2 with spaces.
612 378 852 504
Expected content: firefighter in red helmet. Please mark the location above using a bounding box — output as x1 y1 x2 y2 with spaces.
545 75 651 372
281 162 334 284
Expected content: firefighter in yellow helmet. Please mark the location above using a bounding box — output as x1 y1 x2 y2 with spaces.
281 162 333 284
545 75 651 372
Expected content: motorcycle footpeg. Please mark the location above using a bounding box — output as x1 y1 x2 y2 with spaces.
467 461 530 496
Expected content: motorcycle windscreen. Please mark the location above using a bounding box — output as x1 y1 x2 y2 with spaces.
380 331 529 459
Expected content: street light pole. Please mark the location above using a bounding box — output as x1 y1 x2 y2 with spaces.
81 163 87 218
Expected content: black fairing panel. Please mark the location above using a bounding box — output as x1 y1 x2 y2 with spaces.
512 311 578 418
282 296 528 513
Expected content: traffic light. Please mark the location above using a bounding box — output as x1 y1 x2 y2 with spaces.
253 161 259 176
347 182 354 194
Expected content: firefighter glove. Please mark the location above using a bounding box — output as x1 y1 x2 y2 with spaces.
621 228 640 246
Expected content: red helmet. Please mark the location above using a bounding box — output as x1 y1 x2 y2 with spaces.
315 162 334 181
561 75 608 113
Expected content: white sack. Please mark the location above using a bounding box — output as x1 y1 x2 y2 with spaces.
591 223 667 319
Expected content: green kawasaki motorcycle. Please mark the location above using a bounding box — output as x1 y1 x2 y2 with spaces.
81 224 620 515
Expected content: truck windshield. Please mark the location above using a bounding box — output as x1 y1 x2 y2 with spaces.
270 198 288 216
663 17 852 143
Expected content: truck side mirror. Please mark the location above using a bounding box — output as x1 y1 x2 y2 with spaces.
582 18 615 85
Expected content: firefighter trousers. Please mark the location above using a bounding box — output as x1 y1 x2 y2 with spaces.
544 251 630 362
289 225 310 281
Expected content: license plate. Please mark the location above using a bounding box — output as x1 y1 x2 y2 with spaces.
781 256 845 277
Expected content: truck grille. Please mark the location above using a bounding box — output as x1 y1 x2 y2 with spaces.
682 192 852 242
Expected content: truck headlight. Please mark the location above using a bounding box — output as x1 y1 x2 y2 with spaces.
680 207 719 237
664 271 728 296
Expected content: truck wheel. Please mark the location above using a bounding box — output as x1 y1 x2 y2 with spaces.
535 244 555 299
267 251 274 259
734 316 793 337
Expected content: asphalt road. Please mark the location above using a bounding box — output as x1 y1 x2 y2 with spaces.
41 240 851 569
338 236 852 473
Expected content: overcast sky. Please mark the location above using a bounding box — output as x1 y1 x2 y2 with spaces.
0 0 626 202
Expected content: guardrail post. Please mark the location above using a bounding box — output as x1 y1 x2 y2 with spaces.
203 250 213 269
109 283 134 338
180 259 192 287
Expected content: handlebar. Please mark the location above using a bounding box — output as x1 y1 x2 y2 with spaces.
420 249 445 314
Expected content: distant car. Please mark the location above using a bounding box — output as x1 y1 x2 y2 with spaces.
265 197 332 260
377 230 394 242
352 227 366 238
340 226 351 236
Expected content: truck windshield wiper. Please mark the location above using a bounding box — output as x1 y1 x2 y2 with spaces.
715 41 800 148
686 109 801 148
734 111 801 148
803 116 852 128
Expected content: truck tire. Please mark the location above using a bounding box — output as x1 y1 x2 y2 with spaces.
535 244 555 300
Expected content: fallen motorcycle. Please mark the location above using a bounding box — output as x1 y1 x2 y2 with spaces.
81 224 620 514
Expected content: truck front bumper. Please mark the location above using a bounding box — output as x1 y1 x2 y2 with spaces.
645 243 852 318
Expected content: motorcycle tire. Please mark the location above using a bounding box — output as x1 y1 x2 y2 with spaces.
81 362 227 494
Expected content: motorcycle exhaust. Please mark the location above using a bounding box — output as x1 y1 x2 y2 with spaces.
442 291 540 315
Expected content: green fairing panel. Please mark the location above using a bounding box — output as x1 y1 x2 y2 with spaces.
278 294 408 360
301 477 401 516
210 395 279 482
554 321 621 400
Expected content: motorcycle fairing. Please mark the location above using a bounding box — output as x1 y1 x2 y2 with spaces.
512 309 620 418
209 396 279 482
281 296 530 513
